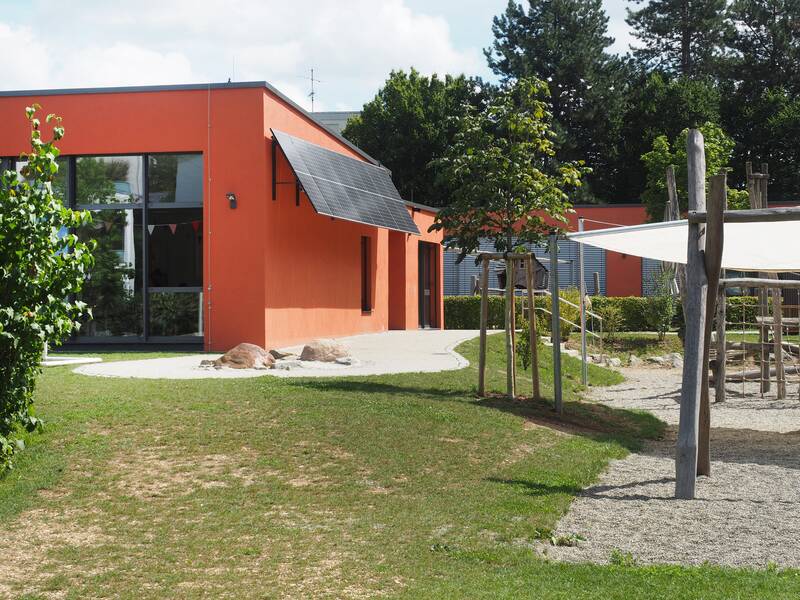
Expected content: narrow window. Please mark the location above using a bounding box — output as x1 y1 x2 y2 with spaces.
361 236 371 312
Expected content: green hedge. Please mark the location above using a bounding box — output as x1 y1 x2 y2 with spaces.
443 289 581 341
443 296 523 330
445 294 766 333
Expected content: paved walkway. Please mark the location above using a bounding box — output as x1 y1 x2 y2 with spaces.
74 330 482 380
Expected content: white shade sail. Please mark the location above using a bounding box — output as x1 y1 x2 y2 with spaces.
568 220 800 272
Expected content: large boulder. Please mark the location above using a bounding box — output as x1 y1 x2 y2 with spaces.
300 339 350 363
214 343 275 370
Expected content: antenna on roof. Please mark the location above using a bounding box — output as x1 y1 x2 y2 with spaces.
306 68 321 112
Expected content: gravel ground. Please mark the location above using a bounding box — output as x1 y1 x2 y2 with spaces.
547 366 800 568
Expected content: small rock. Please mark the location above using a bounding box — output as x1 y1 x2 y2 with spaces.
607 357 622 368
300 339 350 362
269 348 295 360
589 354 601 363
214 343 275 370
274 360 303 371
335 356 358 366
628 354 642 367
647 355 666 365
670 355 684 369
199 359 217 368
668 352 683 361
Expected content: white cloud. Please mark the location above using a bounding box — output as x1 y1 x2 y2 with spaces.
54 43 195 88
0 23 52 88
0 0 484 108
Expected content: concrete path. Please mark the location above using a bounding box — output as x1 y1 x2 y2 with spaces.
73 330 482 380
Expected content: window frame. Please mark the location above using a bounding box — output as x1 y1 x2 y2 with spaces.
56 151 204 344
361 235 372 313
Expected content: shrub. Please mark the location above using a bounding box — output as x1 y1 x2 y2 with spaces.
0 106 94 471
444 295 523 330
642 268 677 341
597 303 623 341
517 317 534 369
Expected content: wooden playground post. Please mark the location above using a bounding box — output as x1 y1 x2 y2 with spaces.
715 285 727 403
676 129 709 499
748 161 771 393
477 256 489 396
697 173 725 477
773 287 786 399
525 256 541 400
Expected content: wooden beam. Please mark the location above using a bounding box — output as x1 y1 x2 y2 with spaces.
774 287 786 399
477 256 489 397
505 255 516 400
687 206 800 224
676 129 708 500
715 290 726 403
720 278 800 289
525 256 540 400
698 174 725 477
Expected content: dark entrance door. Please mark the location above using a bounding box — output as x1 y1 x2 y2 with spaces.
418 242 437 328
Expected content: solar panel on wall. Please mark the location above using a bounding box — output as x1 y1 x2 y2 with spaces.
271 129 420 235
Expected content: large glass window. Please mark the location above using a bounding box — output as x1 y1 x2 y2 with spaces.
147 208 203 287
63 152 203 342
76 209 144 339
148 154 203 205
76 156 144 206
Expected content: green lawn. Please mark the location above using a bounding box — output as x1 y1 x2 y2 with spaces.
2 335 799 598
567 331 684 361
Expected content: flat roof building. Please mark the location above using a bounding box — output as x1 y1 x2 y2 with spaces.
0 82 442 351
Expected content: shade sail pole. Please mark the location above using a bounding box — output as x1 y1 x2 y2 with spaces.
676 129 708 500
549 234 563 415
578 218 588 387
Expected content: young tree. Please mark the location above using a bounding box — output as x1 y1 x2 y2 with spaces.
431 78 588 398
626 0 729 77
0 106 94 470
342 69 490 207
486 0 626 202
640 122 748 220
431 77 588 257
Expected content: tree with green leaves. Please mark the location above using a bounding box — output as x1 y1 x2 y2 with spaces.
726 0 800 93
627 0 729 77
640 122 748 220
486 0 626 201
618 71 721 198
431 77 588 258
432 77 588 399
0 106 94 471
342 69 490 207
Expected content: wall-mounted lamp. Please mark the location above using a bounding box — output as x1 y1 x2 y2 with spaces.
226 192 237 209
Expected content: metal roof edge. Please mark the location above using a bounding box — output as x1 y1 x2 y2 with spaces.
0 80 379 166
405 200 440 213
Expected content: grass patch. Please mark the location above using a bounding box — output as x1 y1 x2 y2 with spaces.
0 334 796 598
568 331 684 361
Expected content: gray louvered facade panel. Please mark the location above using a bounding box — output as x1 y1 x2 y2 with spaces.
444 237 606 296
641 258 662 296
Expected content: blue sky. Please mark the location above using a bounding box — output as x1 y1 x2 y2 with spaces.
0 0 636 111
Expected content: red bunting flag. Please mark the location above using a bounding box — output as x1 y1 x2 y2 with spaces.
191 220 201 233
168 224 177 234
147 225 155 235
